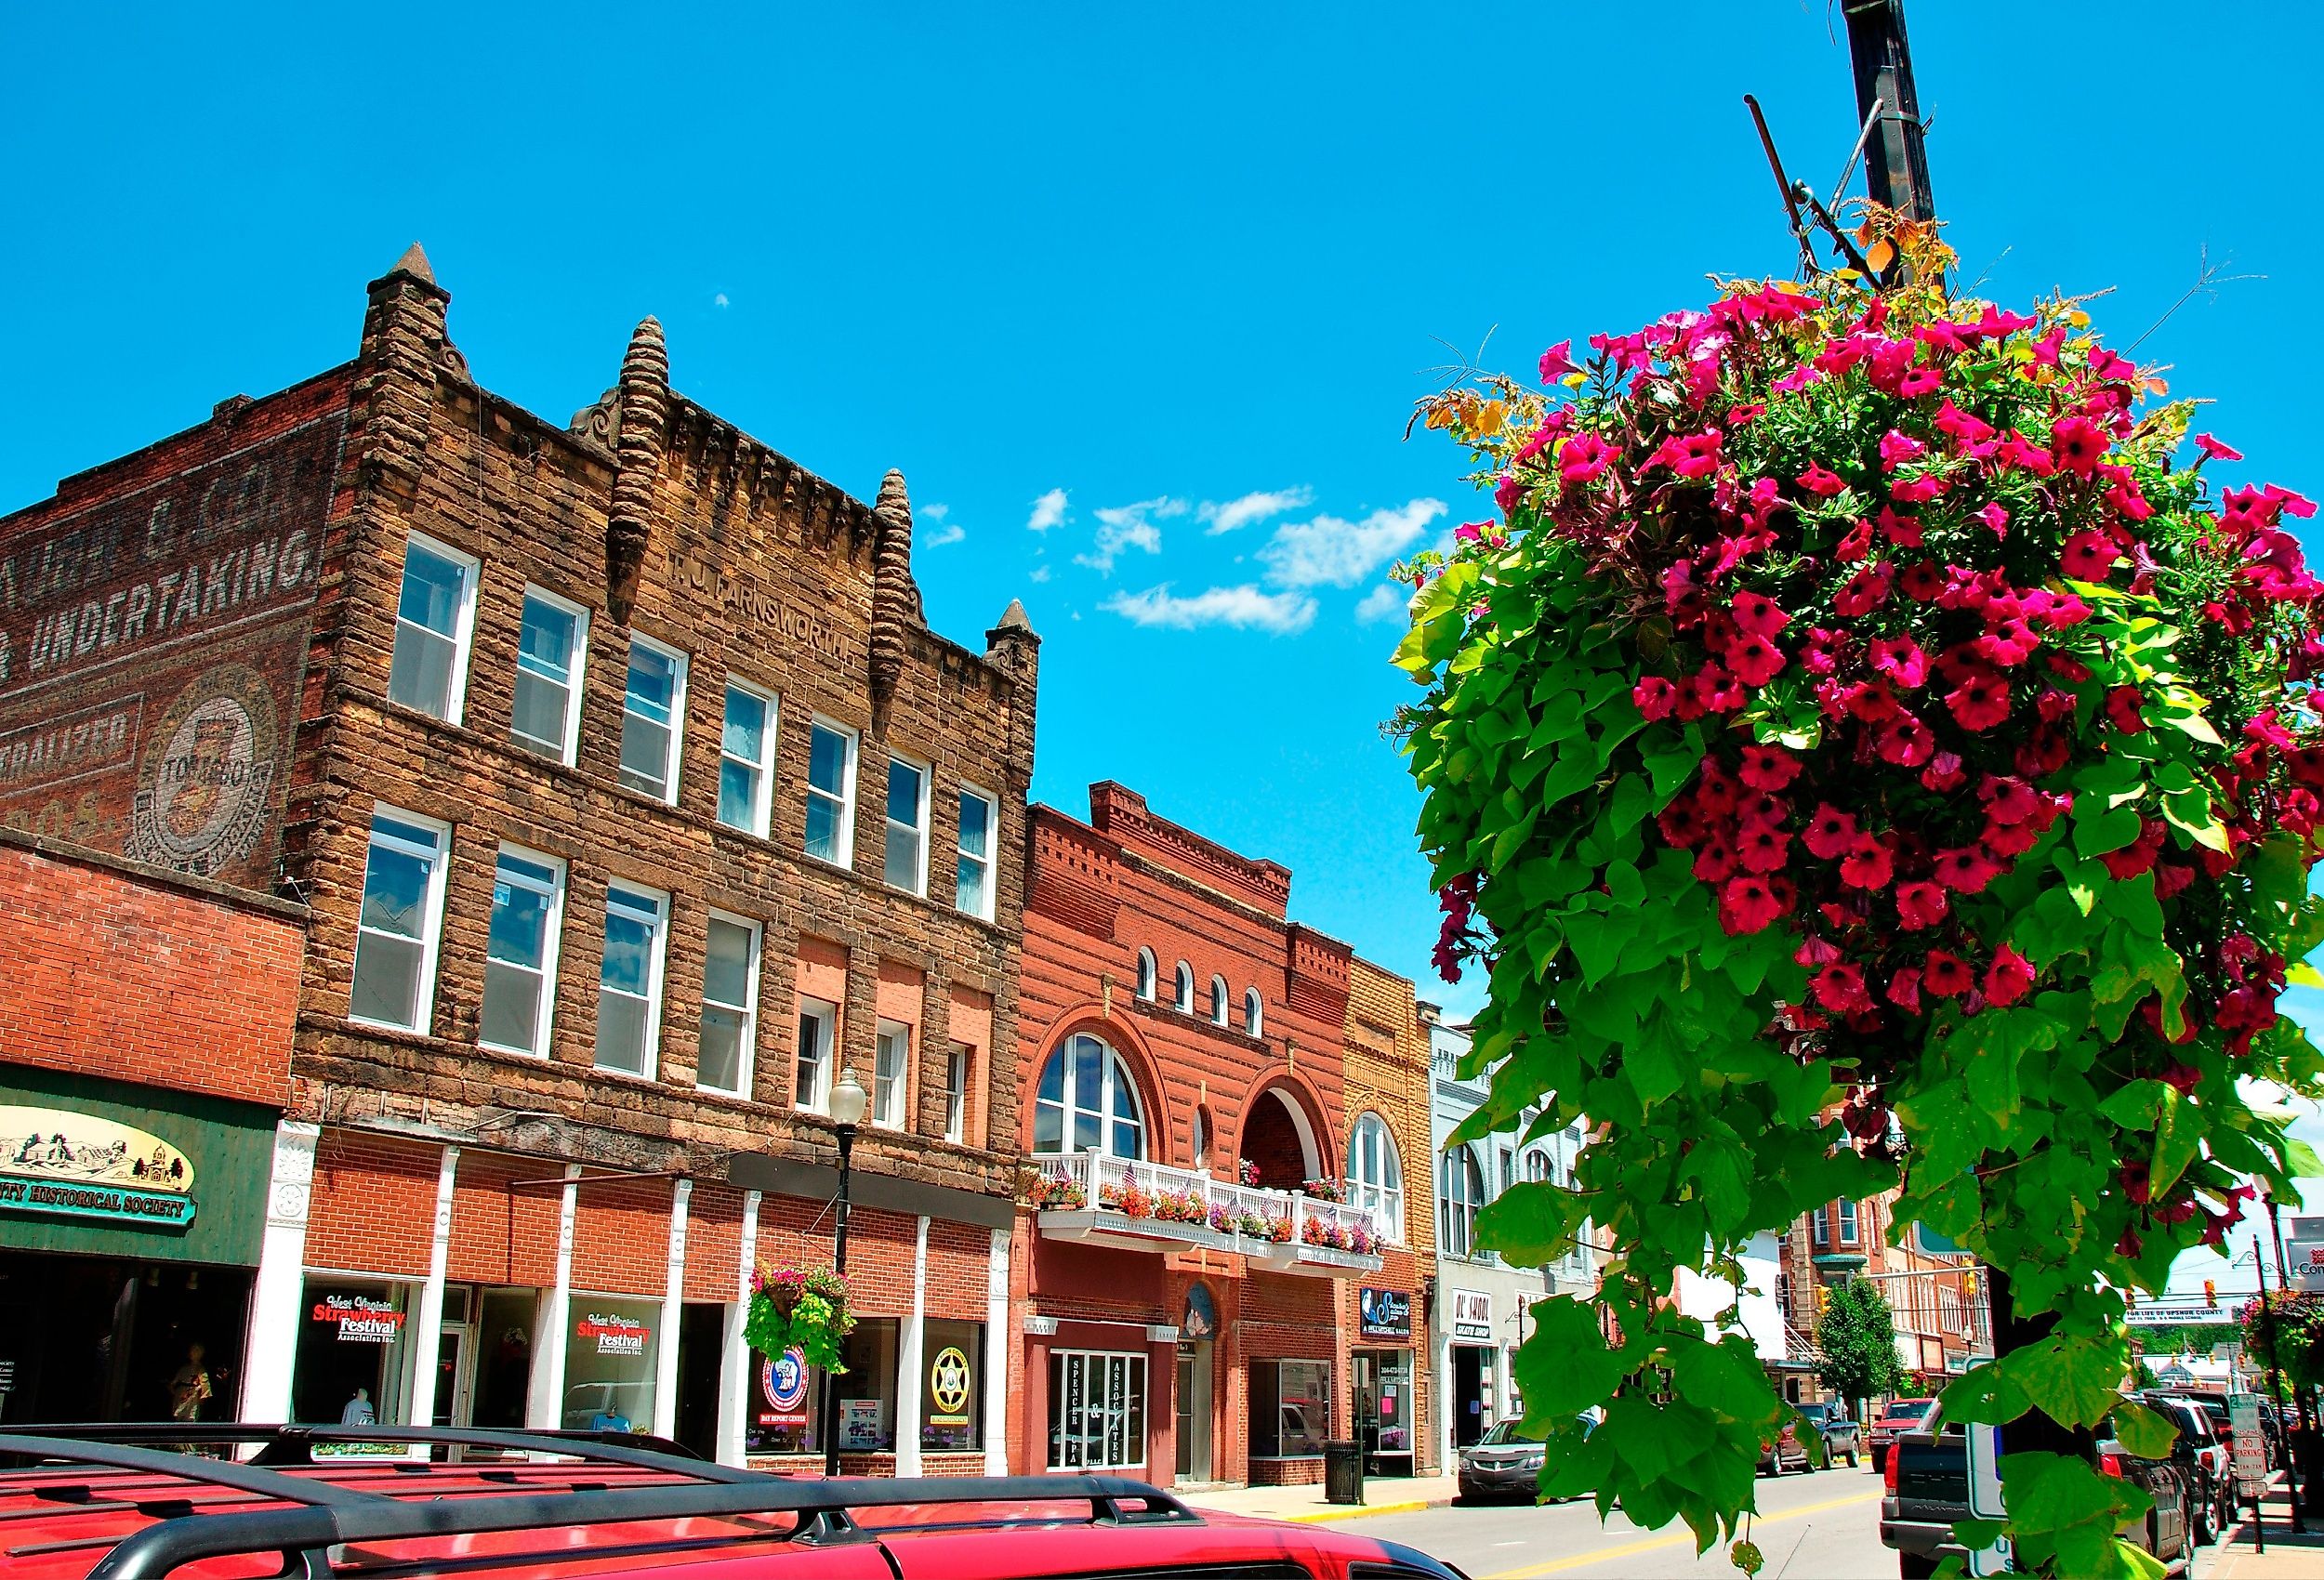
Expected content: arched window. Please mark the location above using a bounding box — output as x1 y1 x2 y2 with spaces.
1034 1033 1145 1159
1345 1113 1405 1243
1209 975 1230 1027
1243 988 1264 1039
1134 948 1156 1001
1525 1149 1552 1185
1173 962 1195 1013
1442 1147 1485 1258
1192 1106 1210 1167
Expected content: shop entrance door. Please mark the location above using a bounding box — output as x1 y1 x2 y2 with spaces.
430 1325 472 1427
671 1303 725 1459
1353 1350 1415 1475
1452 1345 1486 1449
1173 1339 1213 1482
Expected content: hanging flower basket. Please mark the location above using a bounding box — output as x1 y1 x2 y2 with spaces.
744 1265 855 1375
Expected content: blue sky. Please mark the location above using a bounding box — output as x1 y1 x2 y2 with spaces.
5 3 2318 1294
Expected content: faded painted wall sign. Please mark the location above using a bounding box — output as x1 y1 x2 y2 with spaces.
0 413 341 884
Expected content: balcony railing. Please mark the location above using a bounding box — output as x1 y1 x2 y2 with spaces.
1030 1152 1388 1275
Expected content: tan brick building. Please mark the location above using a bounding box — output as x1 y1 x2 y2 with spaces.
0 246 1037 1471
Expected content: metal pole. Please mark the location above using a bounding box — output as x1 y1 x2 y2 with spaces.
820 1124 856 1479
1842 0 1935 219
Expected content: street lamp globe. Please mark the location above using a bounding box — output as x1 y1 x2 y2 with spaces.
830 1067 870 1129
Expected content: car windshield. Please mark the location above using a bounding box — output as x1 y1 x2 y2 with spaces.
1474 1422 1543 1446
1882 1399 1934 1420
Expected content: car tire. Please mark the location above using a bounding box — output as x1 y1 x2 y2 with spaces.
1898 1555 1938 1579
2190 1484 2214 1547
1847 1447 1861 1468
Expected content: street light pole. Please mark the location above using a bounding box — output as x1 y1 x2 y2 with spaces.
820 1068 869 1479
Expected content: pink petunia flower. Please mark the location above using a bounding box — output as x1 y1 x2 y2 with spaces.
1876 714 1936 767
1810 963 1873 1014
1559 432 1617 485
1538 339 1579 383
1633 677 1680 720
1737 744 1802 790
1880 429 1928 471
1933 846 2001 893
1886 966 1924 1012
1656 428 1723 480
1878 506 1923 547
1868 636 1929 689
1840 836 1895 890
1978 502 2011 538
2195 432 2243 463
1802 804 1858 862
1833 563 1895 617
1720 876 1787 935
1934 400 1996 445
2059 530 2117 580
1922 952 1974 998
1730 589 1791 639
1985 944 2036 1007
1727 633 1786 686
1946 669 2012 731
1895 881 1948 930
2051 415 2108 477
1796 461 1848 497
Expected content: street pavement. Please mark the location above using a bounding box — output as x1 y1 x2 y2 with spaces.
1306 1462 1886 1578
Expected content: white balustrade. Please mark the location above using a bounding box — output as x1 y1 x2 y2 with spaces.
1030 1151 1387 1270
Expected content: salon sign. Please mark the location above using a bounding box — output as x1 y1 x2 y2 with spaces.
0 1105 198 1229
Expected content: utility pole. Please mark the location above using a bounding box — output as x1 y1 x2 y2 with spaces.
1842 0 1935 219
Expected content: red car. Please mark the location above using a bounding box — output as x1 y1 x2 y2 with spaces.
0 1425 1467 1580
1868 1397 1936 1474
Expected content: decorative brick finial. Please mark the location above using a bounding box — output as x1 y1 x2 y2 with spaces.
606 317 669 625
869 467 916 708
388 242 436 285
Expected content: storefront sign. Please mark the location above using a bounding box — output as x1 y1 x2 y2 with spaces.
1358 1286 1411 1339
1452 1288 1493 1341
928 1345 972 1425
0 1171 198 1227
840 1398 884 1450
4 1106 197 1192
577 1312 651 1356
310 1293 404 1343
759 1348 810 1423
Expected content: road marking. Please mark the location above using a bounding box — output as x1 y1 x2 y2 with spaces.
1482 1489 1885 1578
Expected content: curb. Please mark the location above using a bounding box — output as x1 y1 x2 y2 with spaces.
1275 1495 1457 1524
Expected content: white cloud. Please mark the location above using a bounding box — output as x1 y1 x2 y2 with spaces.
922 522 965 547
1028 564 1052 583
1201 485 1314 536
1258 498 1446 589
1355 583 1410 625
1103 583 1317 635
714 292 730 309
1075 496 1185 573
1027 488 1069 533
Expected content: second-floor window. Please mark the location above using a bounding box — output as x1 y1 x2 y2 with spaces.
1209 975 1230 1027
1442 1147 1485 1258
883 756 929 895
1346 1113 1405 1243
1134 949 1157 1001
718 681 775 836
956 786 996 920
388 534 476 723
1034 1034 1143 1159
795 997 836 1113
874 1020 911 1128
511 587 586 762
595 883 667 1076
1244 988 1264 1039
1838 1198 1860 1246
1172 962 1195 1014
480 847 564 1056
805 719 856 865
943 1042 971 1143
350 808 450 1033
618 638 687 803
697 913 759 1097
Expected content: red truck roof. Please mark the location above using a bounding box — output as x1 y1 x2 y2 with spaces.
0 1426 1464 1580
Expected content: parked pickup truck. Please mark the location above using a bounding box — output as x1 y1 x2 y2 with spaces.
1880 1405 2191 1578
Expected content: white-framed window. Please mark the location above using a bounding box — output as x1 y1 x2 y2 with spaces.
1442 1147 1485 1259
1525 1149 1552 1184
1499 1146 1515 1197
1209 975 1230 1027
1033 1033 1144 1159
883 755 930 895
1134 948 1156 1001
873 1020 911 1129
479 845 564 1057
943 1041 971 1144
510 586 587 763
1812 1207 1832 1248
1172 962 1194 1014
350 808 451 1034
804 718 858 866
1346 1113 1406 1244
1838 1198 1860 1246
795 997 837 1113
1048 1350 1145 1470
595 882 668 1077
697 911 759 1097
387 533 478 724
956 785 997 921
617 636 688 804
1192 1107 1209 1168
717 680 776 837
1243 988 1264 1039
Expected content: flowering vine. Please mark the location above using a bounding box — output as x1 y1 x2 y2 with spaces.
1395 218 2324 1576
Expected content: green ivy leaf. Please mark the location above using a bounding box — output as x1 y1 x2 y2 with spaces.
2110 1401 2178 1459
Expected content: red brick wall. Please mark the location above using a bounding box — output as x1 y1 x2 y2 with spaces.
446 1149 563 1288
571 1178 676 1297
0 837 302 1108
306 1129 442 1278
683 1183 747 1303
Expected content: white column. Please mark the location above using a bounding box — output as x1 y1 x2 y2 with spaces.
716 1190 762 1466
402 1145 460 1450
241 1121 320 1426
527 1165 581 1430
652 1178 692 1441
983 1224 1011 1476
894 1215 931 1475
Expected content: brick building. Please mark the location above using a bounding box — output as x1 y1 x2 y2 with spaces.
1010 784 1431 1486
1775 1190 1988 1402
0 246 1038 1471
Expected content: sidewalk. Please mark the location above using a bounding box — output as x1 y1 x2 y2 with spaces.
2199 1473 2324 1579
1183 1472 1462 1524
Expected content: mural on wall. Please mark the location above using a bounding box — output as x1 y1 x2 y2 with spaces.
0 413 341 886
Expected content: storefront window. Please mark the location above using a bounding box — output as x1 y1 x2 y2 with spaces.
1250 1359 1331 1457
1355 1350 1413 1461
561 1295 659 1431
920 1319 984 1454
832 1318 901 1453
746 1345 823 1455
1048 1350 1146 1469
292 1277 413 1428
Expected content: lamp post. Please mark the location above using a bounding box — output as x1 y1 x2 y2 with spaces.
820 1068 869 1478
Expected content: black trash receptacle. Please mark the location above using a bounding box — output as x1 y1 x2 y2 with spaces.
1323 1440 1366 1506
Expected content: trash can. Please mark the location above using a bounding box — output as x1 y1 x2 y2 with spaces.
1323 1440 1366 1506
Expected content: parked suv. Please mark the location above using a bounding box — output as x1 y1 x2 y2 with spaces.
1868 1396 1935 1474
2143 1391 2235 1547
1795 1401 1863 1468
0 1425 1470 1580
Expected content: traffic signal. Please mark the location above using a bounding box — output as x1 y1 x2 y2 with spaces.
1816 1284 1832 1315
2205 1281 2218 1310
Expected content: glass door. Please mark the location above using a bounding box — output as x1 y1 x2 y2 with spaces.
1174 1340 1213 1481
429 1325 471 1427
